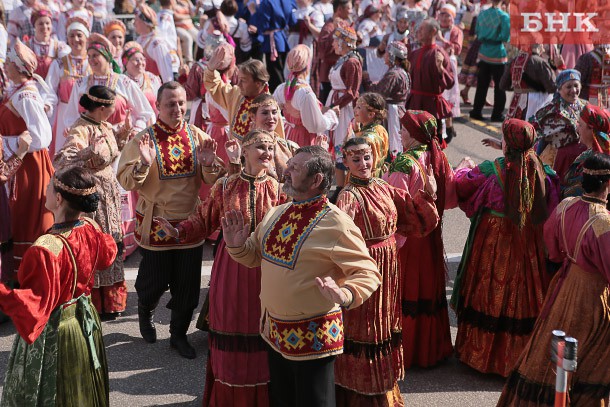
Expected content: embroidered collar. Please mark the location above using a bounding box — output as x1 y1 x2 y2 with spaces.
349 175 373 186
80 113 102 126
156 119 186 134
293 194 327 207
359 122 380 135
51 219 84 233
582 194 608 206
240 171 268 183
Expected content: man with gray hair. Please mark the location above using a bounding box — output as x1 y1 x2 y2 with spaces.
221 145 381 406
405 17 455 145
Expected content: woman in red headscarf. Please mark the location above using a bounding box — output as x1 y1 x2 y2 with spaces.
383 110 456 368
451 119 560 377
563 103 610 200
28 7 70 78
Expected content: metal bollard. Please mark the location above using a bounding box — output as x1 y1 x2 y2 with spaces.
552 332 578 407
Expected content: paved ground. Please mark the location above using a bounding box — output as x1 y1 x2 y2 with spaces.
0 98 512 406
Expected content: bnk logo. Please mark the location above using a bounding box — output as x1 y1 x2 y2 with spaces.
510 0 610 45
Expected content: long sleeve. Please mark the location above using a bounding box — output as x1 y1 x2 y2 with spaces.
543 205 563 263
291 87 338 133
44 59 63 112
117 75 156 131
116 131 150 191
145 37 175 83
439 47 455 90
12 89 52 151
363 68 410 102
0 246 63 343
329 220 381 309
226 221 264 268
204 68 240 115
393 187 439 238
449 26 463 56
0 26 8 63
177 178 223 241
335 57 362 108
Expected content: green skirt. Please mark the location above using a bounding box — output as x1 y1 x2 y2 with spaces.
1 295 109 407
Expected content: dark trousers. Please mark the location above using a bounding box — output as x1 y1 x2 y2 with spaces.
472 60 507 118
268 347 336 407
319 82 332 105
265 51 287 94
135 246 203 314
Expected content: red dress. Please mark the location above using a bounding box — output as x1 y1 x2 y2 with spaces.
335 177 438 406
384 146 455 368
0 102 54 274
178 172 282 407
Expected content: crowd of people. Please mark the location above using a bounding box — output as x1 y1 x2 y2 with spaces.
0 0 608 406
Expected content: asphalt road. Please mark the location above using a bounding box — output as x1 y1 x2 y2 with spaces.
0 102 510 406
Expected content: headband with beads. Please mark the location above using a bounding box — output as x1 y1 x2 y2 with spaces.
54 177 97 196
583 168 610 175
86 93 115 104
242 131 276 148
249 98 278 112
343 145 373 158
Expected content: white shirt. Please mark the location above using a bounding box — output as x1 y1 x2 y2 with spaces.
64 73 155 132
2 81 52 153
273 82 338 134
137 32 176 83
226 16 252 52
157 9 178 52
288 5 324 49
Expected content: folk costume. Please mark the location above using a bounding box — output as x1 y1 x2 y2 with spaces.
335 155 439 405
177 140 283 405
54 113 129 315
64 34 156 257
452 119 560 377
354 122 389 178
204 45 285 144
122 42 162 115
135 5 178 83
563 104 610 199
530 70 588 182
500 49 556 121
406 42 454 141
325 23 362 167
227 194 381 406
46 17 91 156
575 46 610 109
2 41 54 274
27 37 70 80
117 120 219 346
0 217 117 407
436 5 463 122
273 44 338 147
384 110 455 368
313 17 342 103
362 41 411 155
497 195 610 406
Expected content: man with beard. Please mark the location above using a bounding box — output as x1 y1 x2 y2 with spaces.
221 145 381 407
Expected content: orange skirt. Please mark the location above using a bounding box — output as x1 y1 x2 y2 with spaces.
454 212 549 377
497 265 610 406
9 150 54 272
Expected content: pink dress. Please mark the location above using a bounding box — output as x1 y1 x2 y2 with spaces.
383 145 457 368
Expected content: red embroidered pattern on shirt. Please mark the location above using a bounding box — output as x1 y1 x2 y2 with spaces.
150 121 197 179
262 196 330 270
231 97 253 142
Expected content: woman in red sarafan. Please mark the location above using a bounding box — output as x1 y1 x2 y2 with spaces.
335 136 439 407
383 110 455 368
155 129 285 406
